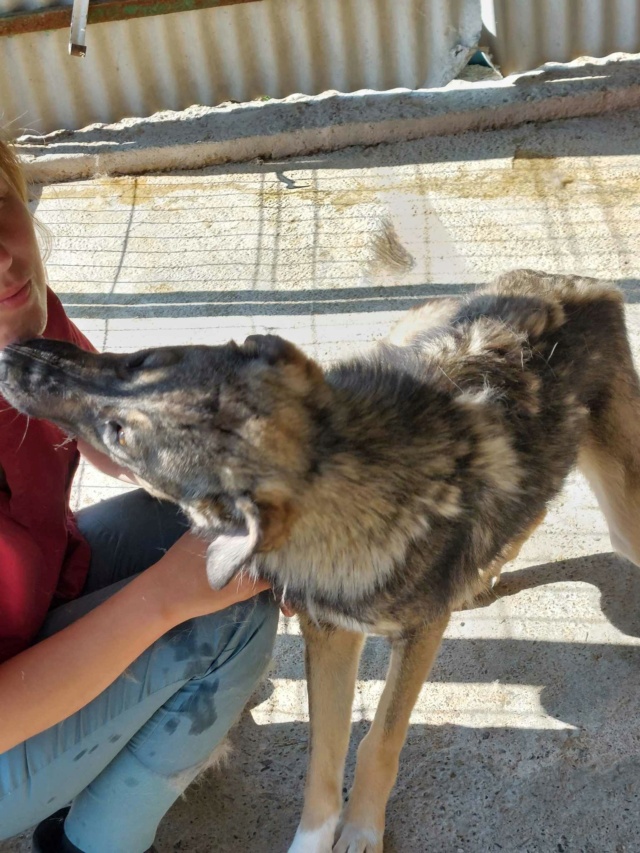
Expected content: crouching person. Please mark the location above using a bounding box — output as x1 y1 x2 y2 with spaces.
0 136 279 852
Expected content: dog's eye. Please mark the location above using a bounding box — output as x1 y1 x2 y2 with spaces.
106 421 127 448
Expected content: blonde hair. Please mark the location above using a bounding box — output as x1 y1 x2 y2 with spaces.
0 134 52 260
0 136 28 204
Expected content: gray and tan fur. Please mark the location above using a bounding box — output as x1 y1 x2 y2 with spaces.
2 269 640 853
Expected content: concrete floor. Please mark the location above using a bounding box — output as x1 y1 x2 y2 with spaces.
4 104 640 852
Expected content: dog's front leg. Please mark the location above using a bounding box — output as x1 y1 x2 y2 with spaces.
288 615 365 853
334 613 450 853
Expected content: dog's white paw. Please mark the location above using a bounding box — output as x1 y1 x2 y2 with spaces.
332 823 383 853
288 816 339 853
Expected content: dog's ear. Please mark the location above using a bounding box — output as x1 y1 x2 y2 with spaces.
241 334 302 366
240 334 325 391
204 493 297 589
205 497 261 590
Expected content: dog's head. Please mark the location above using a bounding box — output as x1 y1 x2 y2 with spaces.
0 335 328 588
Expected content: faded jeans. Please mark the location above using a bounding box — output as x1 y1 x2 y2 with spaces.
0 490 279 852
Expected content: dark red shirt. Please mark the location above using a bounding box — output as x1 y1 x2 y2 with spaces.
0 288 95 663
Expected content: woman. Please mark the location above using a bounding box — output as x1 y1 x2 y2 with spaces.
0 138 279 852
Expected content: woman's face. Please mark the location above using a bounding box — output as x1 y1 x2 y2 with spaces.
0 173 47 349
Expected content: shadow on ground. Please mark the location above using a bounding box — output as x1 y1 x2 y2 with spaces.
54 280 640 321
153 552 640 852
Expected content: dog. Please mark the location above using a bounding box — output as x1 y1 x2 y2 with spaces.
2 269 640 853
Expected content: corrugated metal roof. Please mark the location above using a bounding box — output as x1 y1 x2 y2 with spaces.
1 0 481 135
482 0 640 75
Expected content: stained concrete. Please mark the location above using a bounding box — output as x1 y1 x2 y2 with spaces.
3 94 640 853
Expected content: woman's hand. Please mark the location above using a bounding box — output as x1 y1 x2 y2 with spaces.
279 600 296 618
148 532 271 624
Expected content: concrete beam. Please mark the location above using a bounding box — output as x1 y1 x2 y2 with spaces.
17 52 640 185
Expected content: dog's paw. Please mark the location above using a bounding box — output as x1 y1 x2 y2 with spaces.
332 823 383 853
288 816 339 853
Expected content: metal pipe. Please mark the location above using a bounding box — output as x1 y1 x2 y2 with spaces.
69 0 89 55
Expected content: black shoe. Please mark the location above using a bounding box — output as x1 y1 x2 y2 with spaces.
31 806 157 852
31 808 79 853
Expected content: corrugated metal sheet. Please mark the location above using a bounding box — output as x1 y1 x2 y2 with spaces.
1 0 481 135
482 0 640 75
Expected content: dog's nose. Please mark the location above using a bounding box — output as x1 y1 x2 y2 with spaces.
0 351 11 383
0 345 39 388
0 344 30 381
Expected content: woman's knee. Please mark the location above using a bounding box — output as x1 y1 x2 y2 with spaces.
163 591 278 684
125 594 279 776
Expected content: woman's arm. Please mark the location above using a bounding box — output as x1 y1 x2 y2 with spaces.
0 532 269 754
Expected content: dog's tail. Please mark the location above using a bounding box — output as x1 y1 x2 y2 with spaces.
484 268 624 341
488 268 623 306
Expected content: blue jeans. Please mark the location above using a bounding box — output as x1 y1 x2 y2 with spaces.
0 490 279 852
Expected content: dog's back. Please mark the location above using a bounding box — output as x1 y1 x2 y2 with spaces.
391 268 627 397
